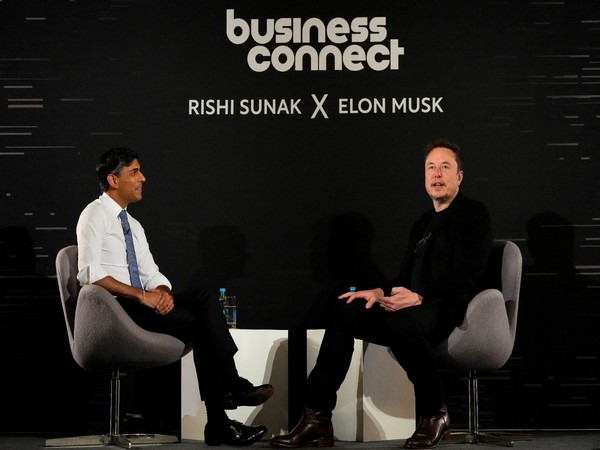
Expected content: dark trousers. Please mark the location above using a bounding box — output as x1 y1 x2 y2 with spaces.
117 289 238 403
305 298 454 418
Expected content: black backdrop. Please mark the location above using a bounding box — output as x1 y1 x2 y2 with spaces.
1 0 599 435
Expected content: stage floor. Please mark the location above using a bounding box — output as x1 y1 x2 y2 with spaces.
1 431 599 449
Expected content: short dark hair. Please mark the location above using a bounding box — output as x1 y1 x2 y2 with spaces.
424 138 463 172
96 147 140 192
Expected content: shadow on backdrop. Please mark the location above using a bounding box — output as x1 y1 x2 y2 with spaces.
195 224 248 289
307 212 388 329
0 227 99 435
179 224 248 322
500 212 599 429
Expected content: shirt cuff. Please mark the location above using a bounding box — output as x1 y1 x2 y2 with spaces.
145 274 172 292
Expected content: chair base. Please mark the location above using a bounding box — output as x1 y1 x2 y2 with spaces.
45 433 179 448
447 431 532 447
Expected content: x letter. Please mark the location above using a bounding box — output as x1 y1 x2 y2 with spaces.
311 94 329 119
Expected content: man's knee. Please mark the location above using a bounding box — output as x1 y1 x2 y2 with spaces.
330 298 366 327
386 309 425 340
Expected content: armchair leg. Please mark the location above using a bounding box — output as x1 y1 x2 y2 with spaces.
479 432 513 446
446 431 478 444
102 369 179 448
45 369 178 448
45 435 105 447
447 431 525 447
444 370 531 447
479 431 532 446
103 433 179 448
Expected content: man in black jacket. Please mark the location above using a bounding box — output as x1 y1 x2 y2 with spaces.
271 138 492 449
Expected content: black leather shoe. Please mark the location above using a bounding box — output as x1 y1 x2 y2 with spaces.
404 404 450 449
204 418 267 446
223 377 275 410
270 407 334 448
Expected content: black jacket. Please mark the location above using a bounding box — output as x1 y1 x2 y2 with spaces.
386 192 492 327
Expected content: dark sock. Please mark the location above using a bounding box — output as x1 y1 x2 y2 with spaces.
205 402 228 425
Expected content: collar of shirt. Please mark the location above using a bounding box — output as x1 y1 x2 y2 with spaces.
101 192 128 220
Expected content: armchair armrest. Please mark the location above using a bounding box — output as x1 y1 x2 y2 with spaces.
72 285 187 371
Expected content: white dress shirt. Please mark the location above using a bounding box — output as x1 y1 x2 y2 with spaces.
76 192 171 290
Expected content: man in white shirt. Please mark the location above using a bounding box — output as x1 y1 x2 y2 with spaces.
77 147 273 446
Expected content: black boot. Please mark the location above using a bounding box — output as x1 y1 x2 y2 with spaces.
404 404 450 449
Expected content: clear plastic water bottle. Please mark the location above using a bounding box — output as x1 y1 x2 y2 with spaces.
218 287 237 328
218 287 227 315
227 297 237 328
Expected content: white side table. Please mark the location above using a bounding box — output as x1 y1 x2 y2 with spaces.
362 342 416 441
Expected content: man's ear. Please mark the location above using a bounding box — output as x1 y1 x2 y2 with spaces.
107 173 119 189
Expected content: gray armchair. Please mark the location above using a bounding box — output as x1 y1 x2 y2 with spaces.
433 239 528 447
46 245 191 448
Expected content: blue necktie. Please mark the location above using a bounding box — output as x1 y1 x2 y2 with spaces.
118 210 143 289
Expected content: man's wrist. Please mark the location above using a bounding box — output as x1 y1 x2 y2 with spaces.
155 285 172 294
